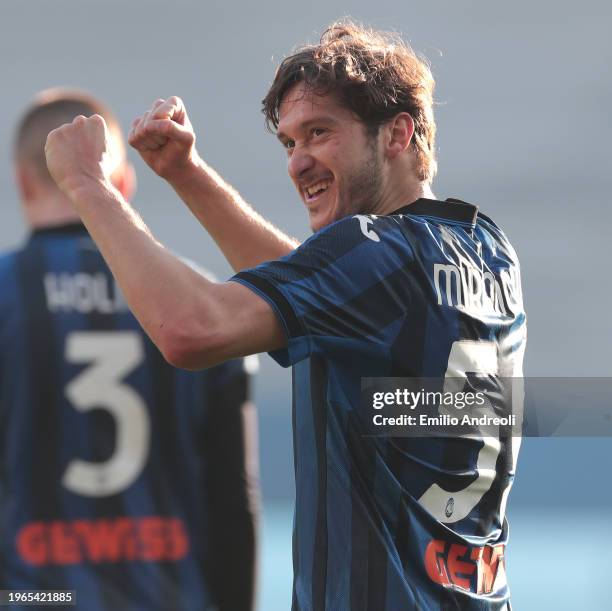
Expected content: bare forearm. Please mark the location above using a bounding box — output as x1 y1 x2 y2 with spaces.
125 96 297 270
68 180 217 356
168 157 299 271
44 111 286 369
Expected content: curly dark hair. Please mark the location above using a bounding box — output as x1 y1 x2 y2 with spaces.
262 21 437 182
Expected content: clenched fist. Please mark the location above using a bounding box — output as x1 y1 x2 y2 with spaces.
45 114 120 197
129 96 198 181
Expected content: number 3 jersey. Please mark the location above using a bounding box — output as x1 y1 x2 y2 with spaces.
232 198 526 611
0 224 258 611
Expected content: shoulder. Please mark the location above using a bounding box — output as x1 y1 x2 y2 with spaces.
0 248 22 295
0 248 23 340
475 211 521 265
0 245 21 268
236 214 414 297
290 213 411 265
0 249 17 270
476 211 502 234
308 213 403 242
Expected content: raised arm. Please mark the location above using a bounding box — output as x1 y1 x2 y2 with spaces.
45 114 286 369
128 97 299 272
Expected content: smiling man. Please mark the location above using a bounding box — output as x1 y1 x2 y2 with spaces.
45 22 526 611
274 82 419 231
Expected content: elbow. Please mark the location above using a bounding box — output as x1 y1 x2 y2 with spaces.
158 318 228 370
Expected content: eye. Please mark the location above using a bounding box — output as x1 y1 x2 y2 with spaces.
283 139 295 150
312 127 326 137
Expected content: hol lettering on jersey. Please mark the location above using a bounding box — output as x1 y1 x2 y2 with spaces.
44 273 128 314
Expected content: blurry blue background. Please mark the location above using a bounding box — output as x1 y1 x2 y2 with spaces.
1 1 611 609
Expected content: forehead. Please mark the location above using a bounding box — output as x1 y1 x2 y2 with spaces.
277 82 356 133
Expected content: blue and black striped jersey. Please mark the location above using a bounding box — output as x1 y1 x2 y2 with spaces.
0 224 258 611
233 198 526 611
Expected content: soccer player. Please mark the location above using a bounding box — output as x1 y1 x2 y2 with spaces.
0 89 258 611
45 22 526 611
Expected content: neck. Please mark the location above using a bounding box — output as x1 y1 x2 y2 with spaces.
371 178 436 216
367 146 438 215
22 191 81 230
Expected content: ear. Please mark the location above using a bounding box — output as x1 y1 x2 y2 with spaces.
111 161 137 201
383 113 415 159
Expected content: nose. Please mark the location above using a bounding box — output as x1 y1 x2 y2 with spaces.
288 146 315 182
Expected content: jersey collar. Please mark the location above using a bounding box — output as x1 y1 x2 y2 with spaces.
30 222 88 238
392 197 478 227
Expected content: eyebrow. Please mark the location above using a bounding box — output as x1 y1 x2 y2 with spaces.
276 116 340 142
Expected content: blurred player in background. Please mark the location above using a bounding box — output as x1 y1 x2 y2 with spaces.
0 89 259 611
45 21 526 611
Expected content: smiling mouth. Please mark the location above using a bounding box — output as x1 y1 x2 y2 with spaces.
304 178 333 202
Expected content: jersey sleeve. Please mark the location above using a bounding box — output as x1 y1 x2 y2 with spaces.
230 215 413 367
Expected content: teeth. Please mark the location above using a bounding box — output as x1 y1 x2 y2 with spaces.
306 180 331 197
